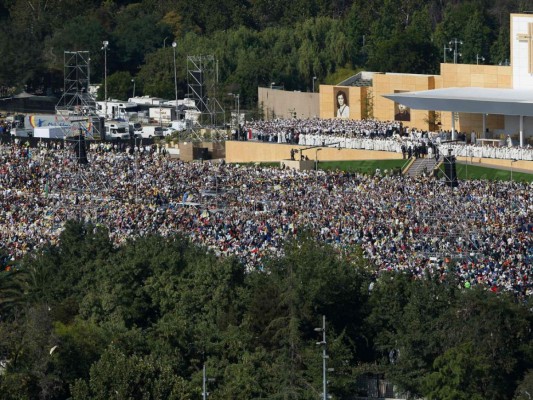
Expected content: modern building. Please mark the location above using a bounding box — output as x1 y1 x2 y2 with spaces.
261 13 533 147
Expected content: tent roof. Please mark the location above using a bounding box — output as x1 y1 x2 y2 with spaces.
383 87 533 117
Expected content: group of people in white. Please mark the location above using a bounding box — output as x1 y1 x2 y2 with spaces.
0 140 531 298
243 118 533 161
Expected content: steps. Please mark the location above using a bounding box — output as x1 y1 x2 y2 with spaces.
405 157 438 177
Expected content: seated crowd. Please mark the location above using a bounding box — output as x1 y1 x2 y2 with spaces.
0 141 531 299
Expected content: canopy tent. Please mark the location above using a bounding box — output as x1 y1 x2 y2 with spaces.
383 87 533 117
383 87 533 145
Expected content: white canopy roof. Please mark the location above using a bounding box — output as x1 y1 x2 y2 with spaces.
383 87 533 117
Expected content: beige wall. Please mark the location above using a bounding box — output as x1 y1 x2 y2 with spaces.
258 87 319 120
225 141 403 163
456 157 533 172
439 63 512 89
316 64 514 134
438 63 512 135
372 73 436 129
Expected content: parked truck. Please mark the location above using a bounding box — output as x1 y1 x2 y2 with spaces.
105 121 130 140
136 125 164 139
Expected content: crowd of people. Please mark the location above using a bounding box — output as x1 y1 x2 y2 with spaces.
0 140 531 298
243 118 533 161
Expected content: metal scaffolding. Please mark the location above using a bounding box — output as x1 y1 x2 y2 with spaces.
55 51 103 140
186 55 226 141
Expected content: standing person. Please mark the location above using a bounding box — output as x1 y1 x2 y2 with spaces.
336 91 350 119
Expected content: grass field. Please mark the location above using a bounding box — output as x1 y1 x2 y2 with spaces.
318 159 408 174
446 162 533 183
249 159 533 182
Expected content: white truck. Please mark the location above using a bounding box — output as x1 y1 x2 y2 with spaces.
105 121 130 140
129 122 143 137
137 125 164 139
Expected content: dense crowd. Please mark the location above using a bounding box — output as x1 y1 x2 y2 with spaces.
0 141 531 297
244 118 533 161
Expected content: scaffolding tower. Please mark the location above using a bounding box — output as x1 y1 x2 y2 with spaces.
186 55 226 141
55 51 103 140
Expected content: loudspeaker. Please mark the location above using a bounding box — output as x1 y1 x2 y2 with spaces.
72 134 89 164
443 155 457 187
193 147 209 160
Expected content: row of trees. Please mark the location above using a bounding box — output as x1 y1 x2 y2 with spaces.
1 221 533 399
0 0 526 107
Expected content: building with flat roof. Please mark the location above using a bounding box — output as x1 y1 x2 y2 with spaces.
260 13 533 147
318 14 533 146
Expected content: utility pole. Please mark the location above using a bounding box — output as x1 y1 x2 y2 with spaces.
202 364 215 400
172 42 178 121
315 315 330 400
102 41 109 119
443 44 452 63
449 38 463 64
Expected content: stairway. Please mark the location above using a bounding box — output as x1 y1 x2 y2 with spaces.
405 157 438 177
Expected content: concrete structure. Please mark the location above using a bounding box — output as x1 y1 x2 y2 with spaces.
306 14 531 146
258 87 319 120
225 141 403 163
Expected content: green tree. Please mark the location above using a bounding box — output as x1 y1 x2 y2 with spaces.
71 346 192 400
462 11 492 64
112 4 173 73
98 70 134 101
423 341 490 400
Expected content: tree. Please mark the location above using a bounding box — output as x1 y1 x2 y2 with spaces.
112 4 173 73
462 11 492 64
0 268 26 320
423 341 491 400
97 71 134 101
70 346 192 400
367 30 439 74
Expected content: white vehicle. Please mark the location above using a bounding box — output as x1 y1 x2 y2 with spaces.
129 122 143 136
105 121 130 140
162 127 175 137
96 100 138 120
137 125 164 139
171 120 189 132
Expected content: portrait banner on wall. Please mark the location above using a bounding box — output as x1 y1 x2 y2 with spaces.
394 90 410 122
334 88 350 118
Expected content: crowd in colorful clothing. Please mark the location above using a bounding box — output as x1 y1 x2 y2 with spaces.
0 140 531 297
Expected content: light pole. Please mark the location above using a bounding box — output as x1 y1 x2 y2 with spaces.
511 159 518 182
236 94 240 128
476 54 485 65
312 76 317 92
102 40 109 119
228 93 240 129
315 148 322 171
131 78 135 98
443 44 452 63
172 42 178 120
202 364 215 400
449 38 463 64
315 315 330 400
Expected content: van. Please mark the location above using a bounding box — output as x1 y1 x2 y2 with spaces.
129 122 142 136
105 121 130 140
138 126 164 139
